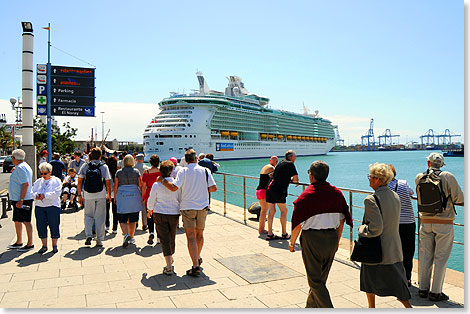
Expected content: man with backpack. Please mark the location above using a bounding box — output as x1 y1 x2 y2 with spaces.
415 153 463 302
76 147 112 247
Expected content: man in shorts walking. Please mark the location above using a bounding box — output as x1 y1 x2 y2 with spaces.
266 150 299 240
158 149 217 276
7 149 35 252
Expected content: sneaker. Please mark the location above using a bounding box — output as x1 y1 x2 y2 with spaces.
123 234 130 247
7 243 23 249
85 237 92 246
37 246 48 254
112 229 118 234
429 292 449 302
163 266 174 276
105 227 110 232
147 234 154 245
18 245 34 252
142 225 148 231
129 237 136 245
95 242 103 248
418 290 429 298
52 246 58 253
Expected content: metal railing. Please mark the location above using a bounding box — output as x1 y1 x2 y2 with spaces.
213 172 464 256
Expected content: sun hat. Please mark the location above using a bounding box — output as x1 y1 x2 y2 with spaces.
427 152 445 167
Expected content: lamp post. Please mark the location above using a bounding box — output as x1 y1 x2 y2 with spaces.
9 97 22 150
100 111 105 144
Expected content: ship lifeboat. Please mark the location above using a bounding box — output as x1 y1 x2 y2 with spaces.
309 137 313 141
230 131 238 137
260 133 268 139
301 136 306 140
221 131 229 137
277 135 284 139
287 135 293 140
268 134 274 139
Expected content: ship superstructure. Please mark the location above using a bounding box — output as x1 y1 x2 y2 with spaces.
143 73 337 161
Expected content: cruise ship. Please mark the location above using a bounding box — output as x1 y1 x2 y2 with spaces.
143 73 338 161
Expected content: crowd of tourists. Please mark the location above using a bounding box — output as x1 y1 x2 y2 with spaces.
6 147 464 307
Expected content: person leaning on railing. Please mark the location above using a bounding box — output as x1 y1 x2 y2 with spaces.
359 163 412 308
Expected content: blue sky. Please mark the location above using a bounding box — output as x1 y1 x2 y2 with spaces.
0 0 464 145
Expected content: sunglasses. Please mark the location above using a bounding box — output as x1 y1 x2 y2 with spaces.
41 172 49 176
367 174 376 179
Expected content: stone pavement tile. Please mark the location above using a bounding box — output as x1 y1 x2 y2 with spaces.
219 282 275 300
340 278 360 290
59 265 105 277
326 282 357 297
33 275 83 289
104 262 148 273
137 285 191 299
87 303 117 308
11 269 59 282
81 257 124 267
82 270 130 284
58 282 111 297
327 269 357 284
256 289 308 308
86 289 141 307
29 295 86 308
0 274 12 283
187 276 239 293
0 264 38 275
170 290 228 308
2 287 58 303
227 274 249 286
263 276 308 293
0 280 33 293
331 296 362 308
37 260 82 271
207 297 268 308
0 301 29 308
377 301 404 308
342 291 393 307
444 286 465 304
109 279 147 292
116 296 176 308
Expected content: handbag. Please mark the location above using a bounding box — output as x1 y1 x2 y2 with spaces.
350 194 383 263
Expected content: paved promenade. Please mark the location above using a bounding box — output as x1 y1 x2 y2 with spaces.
0 199 464 308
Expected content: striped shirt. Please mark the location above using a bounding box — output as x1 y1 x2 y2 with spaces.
387 178 415 224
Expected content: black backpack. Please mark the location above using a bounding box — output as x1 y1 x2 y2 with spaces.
416 169 448 215
83 161 105 193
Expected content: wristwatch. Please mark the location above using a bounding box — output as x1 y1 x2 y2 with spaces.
19 198 24 201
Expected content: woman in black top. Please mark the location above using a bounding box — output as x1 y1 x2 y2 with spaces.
256 156 278 234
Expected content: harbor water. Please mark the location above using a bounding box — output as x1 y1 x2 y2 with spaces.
210 150 464 272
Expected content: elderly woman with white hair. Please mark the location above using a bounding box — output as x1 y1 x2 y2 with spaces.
32 162 63 254
359 163 411 308
114 154 143 247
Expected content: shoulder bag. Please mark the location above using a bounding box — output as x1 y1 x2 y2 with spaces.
350 194 383 263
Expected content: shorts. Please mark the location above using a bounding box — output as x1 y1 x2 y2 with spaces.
266 189 287 204
62 187 77 195
181 208 208 230
117 212 140 223
12 199 34 223
256 189 266 200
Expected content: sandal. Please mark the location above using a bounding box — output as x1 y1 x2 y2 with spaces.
266 234 280 241
281 233 291 240
198 257 203 266
163 266 174 276
186 266 201 277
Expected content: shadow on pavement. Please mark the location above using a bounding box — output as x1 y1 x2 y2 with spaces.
64 246 105 261
0 249 20 265
140 271 216 291
67 230 87 241
105 245 138 257
15 251 57 267
136 245 162 258
408 286 463 308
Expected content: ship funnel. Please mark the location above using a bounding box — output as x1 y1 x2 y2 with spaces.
196 71 210 95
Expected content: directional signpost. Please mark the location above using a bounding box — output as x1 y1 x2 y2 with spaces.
37 64 95 117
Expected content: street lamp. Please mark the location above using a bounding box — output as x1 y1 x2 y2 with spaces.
100 111 105 144
9 97 22 150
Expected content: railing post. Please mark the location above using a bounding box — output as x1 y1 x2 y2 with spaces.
223 174 227 216
243 177 246 224
349 191 353 257
417 215 420 283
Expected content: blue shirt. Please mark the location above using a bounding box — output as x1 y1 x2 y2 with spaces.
198 158 218 173
9 161 33 201
50 159 66 180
